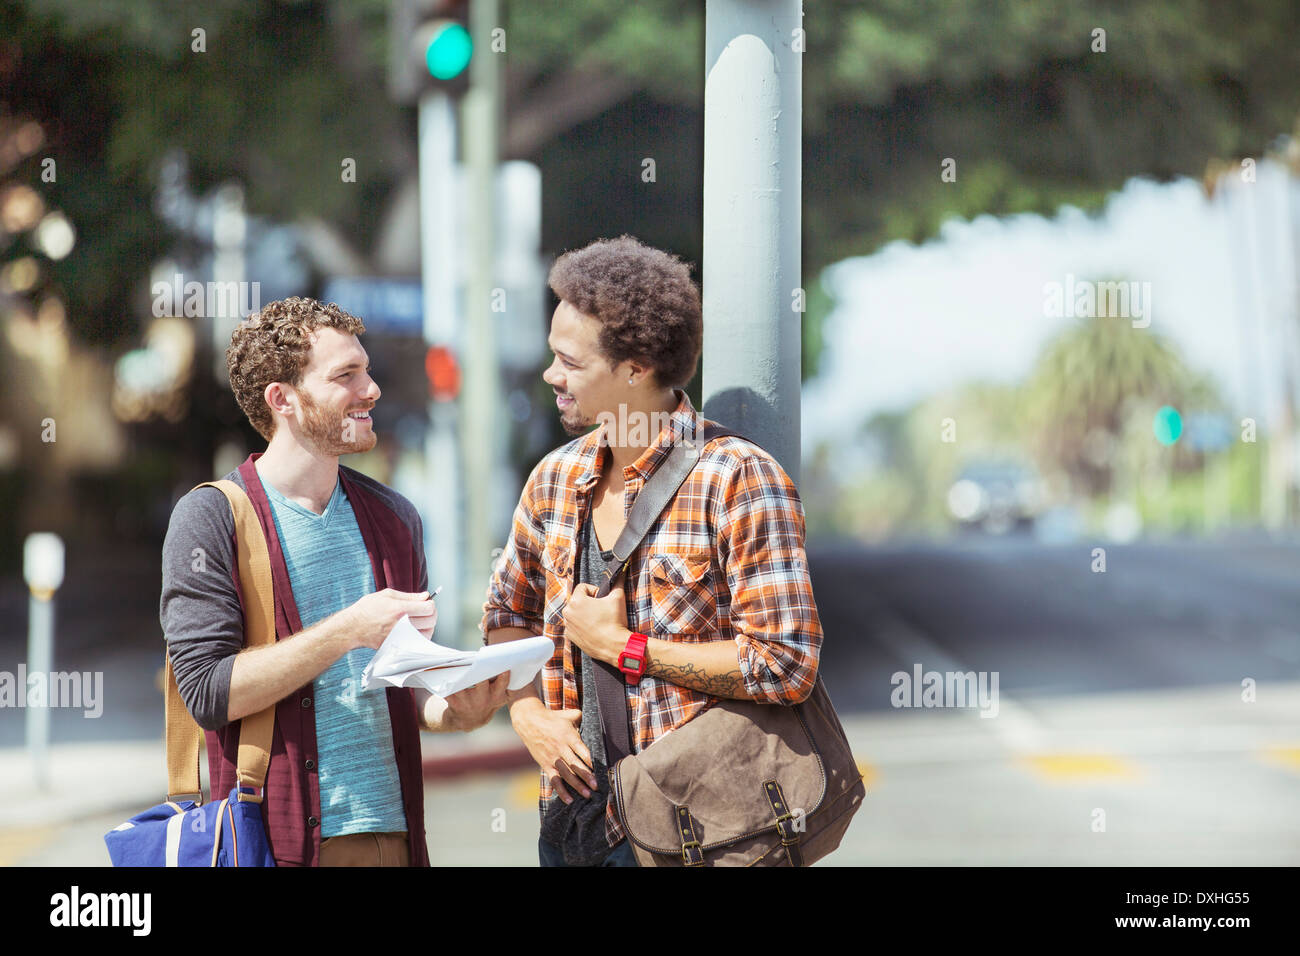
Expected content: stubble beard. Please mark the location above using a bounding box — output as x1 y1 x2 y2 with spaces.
558 397 593 437
299 387 376 456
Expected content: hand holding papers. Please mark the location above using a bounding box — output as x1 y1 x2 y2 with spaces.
361 614 553 698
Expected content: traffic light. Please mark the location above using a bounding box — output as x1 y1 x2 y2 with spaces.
425 345 461 401
389 0 473 104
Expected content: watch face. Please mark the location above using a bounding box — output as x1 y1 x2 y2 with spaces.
620 655 643 673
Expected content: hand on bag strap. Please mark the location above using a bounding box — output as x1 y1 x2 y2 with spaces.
591 423 754 766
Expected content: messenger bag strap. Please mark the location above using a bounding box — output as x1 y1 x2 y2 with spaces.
166 480 278 803
590 424 747 766
764 779 804 867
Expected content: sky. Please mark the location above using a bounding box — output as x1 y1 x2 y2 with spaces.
801 163 1300 459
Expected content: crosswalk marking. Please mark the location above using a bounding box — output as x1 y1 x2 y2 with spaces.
855 759 876 789
508 770 541 810
0 824 57 867
1017 753 1140 780
1258 746 1300 772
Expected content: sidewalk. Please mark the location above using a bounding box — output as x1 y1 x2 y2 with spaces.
5 681 1299 865
0 713 529 831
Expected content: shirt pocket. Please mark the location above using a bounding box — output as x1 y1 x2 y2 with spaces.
540 542 573 629
648 550 718 636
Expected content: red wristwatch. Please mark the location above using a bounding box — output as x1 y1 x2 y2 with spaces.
618 632 649 684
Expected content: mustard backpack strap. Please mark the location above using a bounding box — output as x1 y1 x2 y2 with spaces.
166 479 277 802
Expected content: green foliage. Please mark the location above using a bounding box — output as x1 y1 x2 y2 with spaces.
799 274 831 381
803 0 1298 278
805 296 1242 539
805 379 1034 540
5 0 1297 359
1022 304 1216 496
1135 439 1264 533
506 0 703 100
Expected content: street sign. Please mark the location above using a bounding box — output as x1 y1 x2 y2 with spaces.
320 162 543 359
320 277 424 335
1184 412 1233 452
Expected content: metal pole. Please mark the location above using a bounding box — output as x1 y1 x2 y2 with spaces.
23 532 62 791
1269 155 1300 524
1239 164 1289 530
419 90 464 646
1217 175 1266 523
26 592 53 790
210 183 246 386
460 0 501 646
702 0 803 484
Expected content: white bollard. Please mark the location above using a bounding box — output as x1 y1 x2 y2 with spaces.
23 532 64 791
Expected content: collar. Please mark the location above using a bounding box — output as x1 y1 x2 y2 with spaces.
573 389 700 490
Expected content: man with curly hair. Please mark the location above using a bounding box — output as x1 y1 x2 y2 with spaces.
482 237 823 866
162 296 507 867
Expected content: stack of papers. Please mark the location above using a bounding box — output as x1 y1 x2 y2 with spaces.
361 615 554 698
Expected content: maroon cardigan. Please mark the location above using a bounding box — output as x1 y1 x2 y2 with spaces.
205 454 430 867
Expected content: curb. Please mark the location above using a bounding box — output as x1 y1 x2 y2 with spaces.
421 744 533 780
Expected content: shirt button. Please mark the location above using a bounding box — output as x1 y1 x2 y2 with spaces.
304 759 316 771
307 816 319 828
301 697 312 708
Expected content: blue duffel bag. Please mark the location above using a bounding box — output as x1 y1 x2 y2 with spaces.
106 480 278 867
105 786 276 867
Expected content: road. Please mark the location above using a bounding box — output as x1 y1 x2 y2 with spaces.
3 533 1298 865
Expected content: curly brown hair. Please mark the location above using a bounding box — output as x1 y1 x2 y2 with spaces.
548 235 702 388
226 296 366 440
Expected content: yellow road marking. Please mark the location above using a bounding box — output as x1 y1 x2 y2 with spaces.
508 770 541 810
1019 753 1139 781
0 825 57 867
855 759 876 789
1258 746 1300 772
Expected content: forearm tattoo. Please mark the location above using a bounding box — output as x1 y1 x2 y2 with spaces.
650 659 745 698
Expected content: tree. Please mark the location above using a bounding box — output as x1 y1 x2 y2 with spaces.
1022 299 1216 497
4 0 1296 366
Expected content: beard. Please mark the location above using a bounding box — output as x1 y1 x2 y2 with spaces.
558 397 595 437
298 386 376 456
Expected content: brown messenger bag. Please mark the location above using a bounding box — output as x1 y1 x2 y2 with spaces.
591 425 865 866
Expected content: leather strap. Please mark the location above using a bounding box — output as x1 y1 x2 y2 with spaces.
590 424 747 767
674 805 704 866
209 799 229 867
166 479 277 803
764 779 804 867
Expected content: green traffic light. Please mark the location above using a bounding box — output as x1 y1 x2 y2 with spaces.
1153 405 1183 446
425 23 472 81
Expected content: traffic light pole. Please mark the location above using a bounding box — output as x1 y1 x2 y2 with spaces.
418 89 465 646
702 0 804 485
460 0 502 646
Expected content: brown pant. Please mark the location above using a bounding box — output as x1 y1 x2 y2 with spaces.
319 832 411 867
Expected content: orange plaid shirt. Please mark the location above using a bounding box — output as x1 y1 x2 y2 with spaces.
481 390 823 844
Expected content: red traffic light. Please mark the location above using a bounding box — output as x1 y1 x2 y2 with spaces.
425 345 461 401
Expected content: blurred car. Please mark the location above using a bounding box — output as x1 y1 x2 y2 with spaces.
946 460 1043 534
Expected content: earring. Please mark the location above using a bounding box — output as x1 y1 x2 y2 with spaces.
628 377 634 385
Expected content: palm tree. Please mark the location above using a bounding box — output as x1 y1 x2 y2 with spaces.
1023 295 1207 497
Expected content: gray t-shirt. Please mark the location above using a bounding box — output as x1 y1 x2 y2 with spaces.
576 517 613 782
538 512 620 863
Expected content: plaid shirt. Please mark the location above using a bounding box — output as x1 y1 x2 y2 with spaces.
481 390 823 845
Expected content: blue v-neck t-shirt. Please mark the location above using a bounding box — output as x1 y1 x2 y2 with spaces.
262 473 407 838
